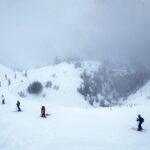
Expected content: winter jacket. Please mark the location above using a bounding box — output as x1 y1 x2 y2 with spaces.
137 117 144 124
16 101 20 107
41 106 46 114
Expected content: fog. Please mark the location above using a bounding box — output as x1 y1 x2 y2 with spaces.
0 0 150 69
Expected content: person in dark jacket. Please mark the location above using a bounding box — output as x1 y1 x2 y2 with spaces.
41 106 46 118
5 74 7 80
1 95 5 104
16 101 21 111
137 115 144 131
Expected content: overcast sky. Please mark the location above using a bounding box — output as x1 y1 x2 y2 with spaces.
0 0 150 69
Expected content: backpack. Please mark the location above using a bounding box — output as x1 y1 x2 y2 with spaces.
141 118 144 123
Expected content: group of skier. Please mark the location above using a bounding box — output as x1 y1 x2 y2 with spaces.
1 72 49 118
16 101 47 118
0 72 28 88
1 95 145 130
16 101 46 118
1 95 47 118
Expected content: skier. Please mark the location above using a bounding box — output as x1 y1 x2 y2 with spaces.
14 74 17 79
41 106 46 118
16 101 21 111
24 71 28 78
136 114 144 131
5 74 7 80
1 95 5 104
8 79 11 86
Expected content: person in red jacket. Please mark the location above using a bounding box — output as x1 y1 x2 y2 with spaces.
41 106 46 118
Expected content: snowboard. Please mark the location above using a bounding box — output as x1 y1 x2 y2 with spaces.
46 113 51 116
13 110 23 112
40 113 51 118
131 127 146 132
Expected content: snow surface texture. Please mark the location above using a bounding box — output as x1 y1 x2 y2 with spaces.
0 62 150 150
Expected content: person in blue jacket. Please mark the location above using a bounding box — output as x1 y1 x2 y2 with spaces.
137 115 144 131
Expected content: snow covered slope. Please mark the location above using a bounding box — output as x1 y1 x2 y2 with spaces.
1 62 90 107
0 63 150 150
126 81 150 105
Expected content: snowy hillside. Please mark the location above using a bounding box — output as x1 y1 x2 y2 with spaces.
1 60 149 107
0 62 92 107
0 62 150 150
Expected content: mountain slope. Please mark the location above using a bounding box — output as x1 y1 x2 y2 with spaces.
0 62 150 150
